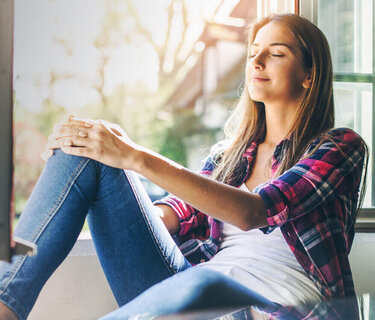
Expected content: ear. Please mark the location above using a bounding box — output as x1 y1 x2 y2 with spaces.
302 70 312 89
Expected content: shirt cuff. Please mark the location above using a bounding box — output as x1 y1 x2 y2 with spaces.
258 183 290 228
153 197 190 236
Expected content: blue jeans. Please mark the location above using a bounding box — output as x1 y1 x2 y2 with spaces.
0 150 274 319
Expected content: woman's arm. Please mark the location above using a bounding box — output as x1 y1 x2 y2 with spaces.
134 147 268 231
44 115 268 231
153 204 180 235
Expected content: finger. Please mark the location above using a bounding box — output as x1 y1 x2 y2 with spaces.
45 138 66 150
51 126 89 140
41 149 54 161
52 114 76 130
61 115 94 128
64 136 90 147
61 146 91 157
45 136 76 152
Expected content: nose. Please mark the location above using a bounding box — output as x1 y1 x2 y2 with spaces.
250 52 265 70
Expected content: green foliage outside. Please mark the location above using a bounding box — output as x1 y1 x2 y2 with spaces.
13 0 228 233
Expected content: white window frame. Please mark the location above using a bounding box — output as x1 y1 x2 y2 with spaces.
257 0 297 16
301 0 375 232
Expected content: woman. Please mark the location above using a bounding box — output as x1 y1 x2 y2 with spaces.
0 13 368 320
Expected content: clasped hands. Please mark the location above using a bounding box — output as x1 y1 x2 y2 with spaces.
41 115 140 170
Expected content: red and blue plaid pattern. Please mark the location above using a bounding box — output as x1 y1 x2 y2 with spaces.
154 127 366 299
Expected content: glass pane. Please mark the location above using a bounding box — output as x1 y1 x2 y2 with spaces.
13 0 253 233
334 82 373 207
318 0 373 74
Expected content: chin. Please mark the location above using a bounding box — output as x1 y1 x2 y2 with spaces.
248 91 265 103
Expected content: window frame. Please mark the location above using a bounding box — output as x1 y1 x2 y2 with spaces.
0 0 14 262
299 0 375 232
1 0 37 261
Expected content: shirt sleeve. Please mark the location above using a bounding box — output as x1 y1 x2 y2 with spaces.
257 128 366 229
153 154 216 236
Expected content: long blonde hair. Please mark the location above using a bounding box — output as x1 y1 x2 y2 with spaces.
211 14 335 185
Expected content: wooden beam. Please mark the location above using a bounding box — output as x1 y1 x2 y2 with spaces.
0 0 14 262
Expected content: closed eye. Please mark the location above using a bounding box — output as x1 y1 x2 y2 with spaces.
249 53 284 59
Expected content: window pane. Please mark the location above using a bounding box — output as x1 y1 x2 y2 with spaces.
334 82 373 207
317 0 373 74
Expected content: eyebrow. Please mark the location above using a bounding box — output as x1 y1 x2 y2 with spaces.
251 42 293 50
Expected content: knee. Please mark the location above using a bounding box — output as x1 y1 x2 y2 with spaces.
46 149 90 169
50 149 84 162
174 268 228 299
170 268 272 310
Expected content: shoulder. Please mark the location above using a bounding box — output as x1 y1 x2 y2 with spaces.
313 127 362 143
299 128 367 175
326 127 363 142
306 127 365 155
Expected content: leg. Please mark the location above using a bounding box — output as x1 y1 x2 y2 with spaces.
86 166 191 306
0 150 190 320
100 268 277 319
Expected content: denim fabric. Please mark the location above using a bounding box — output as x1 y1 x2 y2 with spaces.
0 150 190 319
0 150 274 320
100 268 276 319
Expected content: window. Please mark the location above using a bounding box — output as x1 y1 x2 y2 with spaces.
13 0 253 236
300 0 375 231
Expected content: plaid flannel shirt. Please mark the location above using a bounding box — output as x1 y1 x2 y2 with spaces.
154 127 366 300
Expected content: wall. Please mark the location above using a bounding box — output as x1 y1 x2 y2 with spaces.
28 238 117 320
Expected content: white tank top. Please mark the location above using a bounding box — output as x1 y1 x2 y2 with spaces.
197 183 322 306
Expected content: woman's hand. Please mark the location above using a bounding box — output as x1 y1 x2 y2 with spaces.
41 115 140 170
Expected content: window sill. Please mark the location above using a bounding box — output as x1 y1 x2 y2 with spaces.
356 208 375 233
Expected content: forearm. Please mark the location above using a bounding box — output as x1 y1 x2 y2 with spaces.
132 147 268 231
46 116 265 230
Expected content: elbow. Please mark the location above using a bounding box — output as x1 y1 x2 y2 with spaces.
237 221 254 232
236 212 268 232
238 225 252 232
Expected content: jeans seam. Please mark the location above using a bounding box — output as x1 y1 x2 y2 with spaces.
29 158 90 243
0 157 90 296
124 170 177 275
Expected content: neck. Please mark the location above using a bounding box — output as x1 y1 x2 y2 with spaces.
262 101 298 147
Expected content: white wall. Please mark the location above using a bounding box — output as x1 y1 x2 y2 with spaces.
349 233 375 295
28 238 117 320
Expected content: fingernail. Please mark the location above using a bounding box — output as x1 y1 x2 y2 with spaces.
85 121 93 127
78 130 87 137
64 140 71 146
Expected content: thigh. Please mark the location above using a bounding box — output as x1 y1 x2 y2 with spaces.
87 167 191 306
100 268 276 319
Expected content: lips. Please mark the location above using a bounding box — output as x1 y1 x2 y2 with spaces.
251 76 269 81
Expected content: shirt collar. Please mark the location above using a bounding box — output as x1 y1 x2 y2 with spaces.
242 135 291 160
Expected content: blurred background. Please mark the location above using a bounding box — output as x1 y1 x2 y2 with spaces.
13 0 374 232
13 0 257 231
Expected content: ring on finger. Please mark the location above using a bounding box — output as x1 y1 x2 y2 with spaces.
78 130 87 137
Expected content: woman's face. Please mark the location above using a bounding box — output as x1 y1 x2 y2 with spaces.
246 22 311 107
